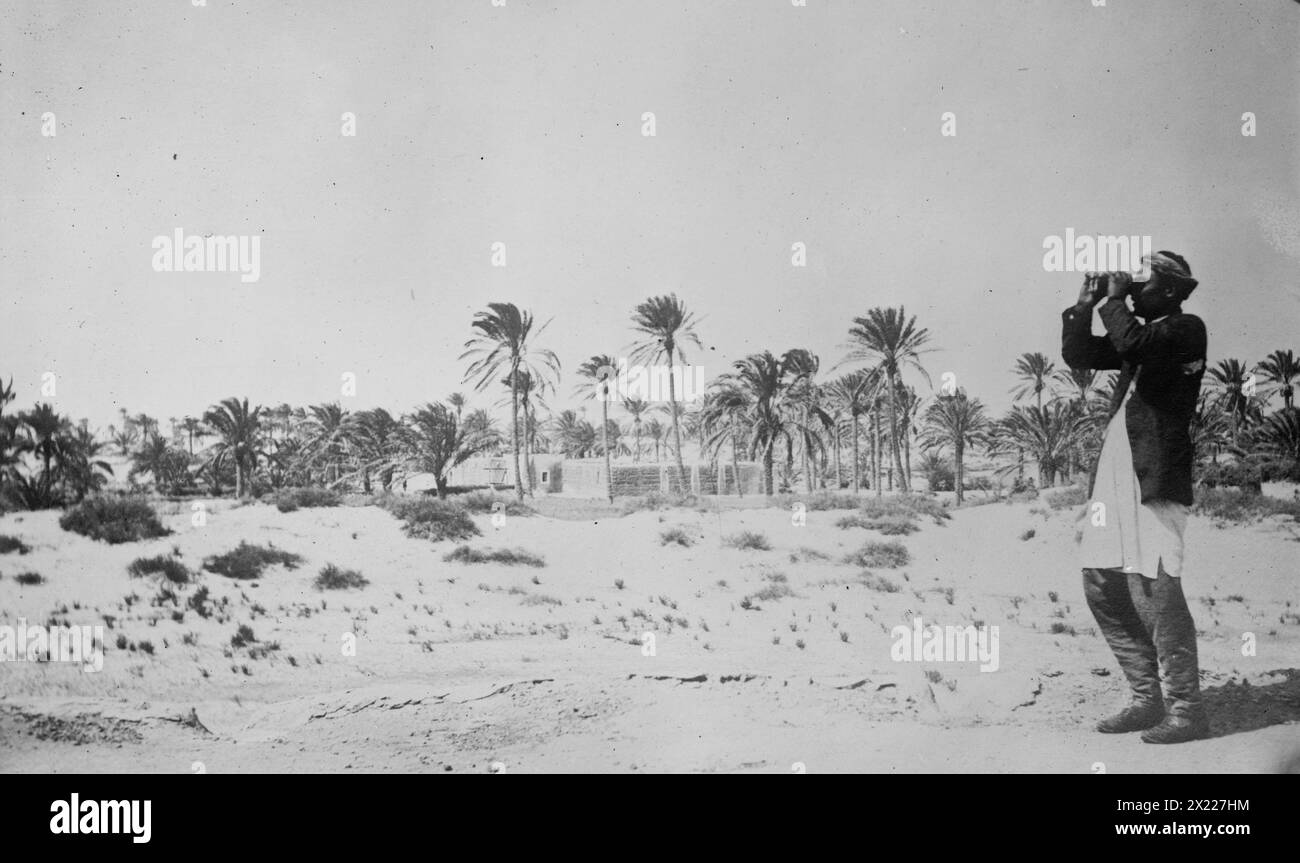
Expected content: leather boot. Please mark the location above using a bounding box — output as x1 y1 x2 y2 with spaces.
1097 702 1165 733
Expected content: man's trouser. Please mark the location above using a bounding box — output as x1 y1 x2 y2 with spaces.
1082 566 1203 718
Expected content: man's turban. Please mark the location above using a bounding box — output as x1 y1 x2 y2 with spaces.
1143 250 1198 297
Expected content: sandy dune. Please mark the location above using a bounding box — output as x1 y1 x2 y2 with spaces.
2 493 1298 773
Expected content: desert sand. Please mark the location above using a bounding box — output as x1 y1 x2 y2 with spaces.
2 491 1298 774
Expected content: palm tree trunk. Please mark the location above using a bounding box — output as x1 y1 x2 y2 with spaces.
833 422 842 490
667 357 688 494
601 397 612 503
763 445 774 497
731 422 742 498
510 371 524 501
524 404 536 498
872 404 882 498
851 415 860 494
955 440 965 505
886 372 907 492
795 410 806 496
903 424 912 492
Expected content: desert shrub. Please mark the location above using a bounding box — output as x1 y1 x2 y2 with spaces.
290 486 340 507
443 546 546 567
843 540 910 568
0 535 30 555
1196 460 1264 492
749 583 795 602
1193 487 1300 523
660 527 693 547
859 572 900 593
230 624 257 648
1045 485 1088 510
382 496 481 542
127 555 192 584
1010 475 1038 496
59 496 170 544
920 453 955 492
860 495 950 525
620 492 696 514
520 594 562 606
835 513 918 535
13 571 44 586
791 546 831 562
187 586 214 618
963 476 995 492
725 531 771 551
315 563 369 590
799 491 862 511
275 497 299 513
203 542 303 580
454 491 533 516
1050 622 1076 636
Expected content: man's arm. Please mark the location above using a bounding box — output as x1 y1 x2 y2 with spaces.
1062 303 1122 370
1097 299 1206 364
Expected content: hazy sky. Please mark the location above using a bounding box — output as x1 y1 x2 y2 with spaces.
3 0 1298 432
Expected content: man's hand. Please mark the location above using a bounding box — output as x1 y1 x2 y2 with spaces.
1076 273 1105 310
1105 270 1131 300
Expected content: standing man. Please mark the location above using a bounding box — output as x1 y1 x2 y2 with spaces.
1061 251 1209 744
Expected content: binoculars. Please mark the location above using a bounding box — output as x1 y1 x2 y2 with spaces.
1094 272 1148 299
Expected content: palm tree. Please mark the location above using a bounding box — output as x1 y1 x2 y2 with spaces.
1251 407 1300 477
1189 393 1232 467
448 392 466 425
551 410 597 458
461 303 561 501
782 349 823 493
577 356 618 502
61 425 114 501
918 390 989 504
349 408 404 493
897 383 923 487
0 376 20 491
623 397 649 461
824 370 880 494
842 307 932 492
701 383 752 497
1259 349 1300 412
110 423 140 456
129 432 189 495
400 402 498 497
203 397 265 498
1208 358 1259 446
629 294 702 495
1011 352 1057 411
990 402 1084 488
180 416 203 455
132 412 158 439
712 351 822 496
643 418 665 462
19 403 69 506
302 402 352 487
511 368 552 496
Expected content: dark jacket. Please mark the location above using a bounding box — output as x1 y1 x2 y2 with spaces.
1061 299 1206 506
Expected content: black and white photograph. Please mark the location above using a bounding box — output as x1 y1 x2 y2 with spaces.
1 0 1298 796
